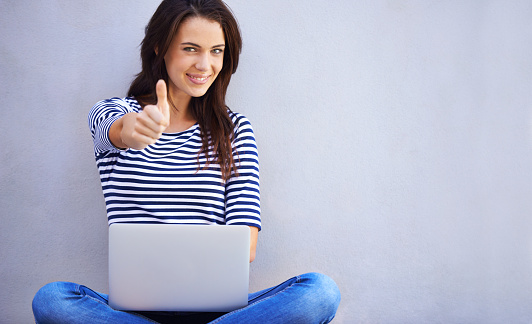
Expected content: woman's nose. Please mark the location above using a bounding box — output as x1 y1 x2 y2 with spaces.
195 53 210 71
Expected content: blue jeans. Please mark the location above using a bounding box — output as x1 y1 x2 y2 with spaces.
32 272 340 323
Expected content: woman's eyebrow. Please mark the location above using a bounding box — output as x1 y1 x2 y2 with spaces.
181 42 201 47
181 42 225 48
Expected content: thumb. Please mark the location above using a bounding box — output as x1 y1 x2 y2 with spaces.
156 79 170 120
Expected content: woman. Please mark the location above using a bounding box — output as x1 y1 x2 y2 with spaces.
32 0 340 323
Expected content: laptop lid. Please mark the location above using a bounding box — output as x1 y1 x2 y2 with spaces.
108 223 250 312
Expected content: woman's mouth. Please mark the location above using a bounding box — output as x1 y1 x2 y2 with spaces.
187 74 211 85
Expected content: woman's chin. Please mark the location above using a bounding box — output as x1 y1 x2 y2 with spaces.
189 88 211 98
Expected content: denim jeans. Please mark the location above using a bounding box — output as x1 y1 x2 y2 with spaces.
32 272 341 324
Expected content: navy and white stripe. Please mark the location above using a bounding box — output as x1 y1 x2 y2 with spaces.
88 97 261 229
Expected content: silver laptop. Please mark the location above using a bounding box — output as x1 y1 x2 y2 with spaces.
108 223 250 312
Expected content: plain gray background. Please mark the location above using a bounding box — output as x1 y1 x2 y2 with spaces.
1 1 532 323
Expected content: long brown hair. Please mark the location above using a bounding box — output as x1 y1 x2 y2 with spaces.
128 0 242 181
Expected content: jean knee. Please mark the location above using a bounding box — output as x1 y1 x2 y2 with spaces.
32 282 76 321
33 281 72 302
300 273 341 315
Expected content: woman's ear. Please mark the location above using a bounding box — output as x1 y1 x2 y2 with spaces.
155 47 159 55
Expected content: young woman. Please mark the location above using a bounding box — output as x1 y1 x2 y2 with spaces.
32 1 340 323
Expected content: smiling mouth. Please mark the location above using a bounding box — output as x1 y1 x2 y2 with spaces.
187 74 211 84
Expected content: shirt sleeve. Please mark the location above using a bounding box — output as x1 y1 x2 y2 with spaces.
225 114 261 230
88 98 136 155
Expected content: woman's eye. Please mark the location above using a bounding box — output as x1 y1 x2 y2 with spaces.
212 49 223 54
184 47 196 52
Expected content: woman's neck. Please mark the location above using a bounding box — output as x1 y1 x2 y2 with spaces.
165 91 196 133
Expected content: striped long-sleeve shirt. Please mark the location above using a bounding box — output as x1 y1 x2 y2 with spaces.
88 97 261 229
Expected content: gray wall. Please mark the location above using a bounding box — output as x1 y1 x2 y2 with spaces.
1 1 531 323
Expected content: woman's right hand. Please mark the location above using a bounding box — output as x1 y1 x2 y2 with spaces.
111 80 170 150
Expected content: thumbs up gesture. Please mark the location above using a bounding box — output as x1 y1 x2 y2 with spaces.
118 80 170 150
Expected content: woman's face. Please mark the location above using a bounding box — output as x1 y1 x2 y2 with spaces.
164 16 225 101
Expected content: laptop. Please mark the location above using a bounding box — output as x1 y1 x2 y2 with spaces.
108 223 250 312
